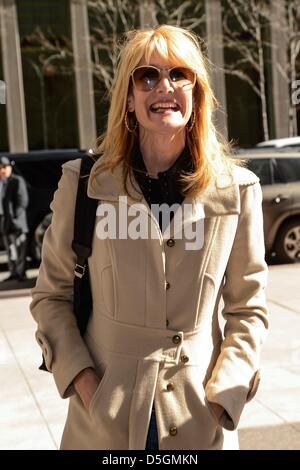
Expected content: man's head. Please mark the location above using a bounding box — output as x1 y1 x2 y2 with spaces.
0 156 13 180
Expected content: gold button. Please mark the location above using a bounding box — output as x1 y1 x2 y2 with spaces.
166 319 169 327
169 426 178 436
172 334 181 345
167 239 175 247
166 281 170 290
167 382 175 391
181 355 189 363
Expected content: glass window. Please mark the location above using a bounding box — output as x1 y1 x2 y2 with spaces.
0 35 9 152
16 0 79 150
88 1 140 136
221 0 267 146
88 0 206 136
273 158 300 184
155 0 206 34
246 158 271 185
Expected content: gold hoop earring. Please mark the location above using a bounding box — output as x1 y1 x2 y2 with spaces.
187 111 196 132
124 110 138 133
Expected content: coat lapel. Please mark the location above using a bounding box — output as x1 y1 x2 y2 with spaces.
87 159 241 238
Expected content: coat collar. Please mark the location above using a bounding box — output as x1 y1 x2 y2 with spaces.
87 158 242 221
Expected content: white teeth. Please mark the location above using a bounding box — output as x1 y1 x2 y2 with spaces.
151 102 179 111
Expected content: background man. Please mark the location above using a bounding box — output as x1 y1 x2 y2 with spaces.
0 156 29 282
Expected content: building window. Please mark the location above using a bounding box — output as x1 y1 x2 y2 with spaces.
87 1 140 136
0 35 9 152
16 0 79 150
221 0 266 146
87 0 206 136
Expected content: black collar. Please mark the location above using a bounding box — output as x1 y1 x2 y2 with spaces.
132 145 193 180
131 145 194 210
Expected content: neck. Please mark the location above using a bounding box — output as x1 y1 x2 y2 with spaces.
139 130 186 177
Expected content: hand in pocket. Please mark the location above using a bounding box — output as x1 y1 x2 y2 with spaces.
73 367 101 411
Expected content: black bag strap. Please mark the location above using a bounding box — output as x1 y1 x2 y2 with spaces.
39 155 98 371
72 155 98 335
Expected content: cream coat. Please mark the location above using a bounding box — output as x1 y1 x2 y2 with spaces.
30 157 269 450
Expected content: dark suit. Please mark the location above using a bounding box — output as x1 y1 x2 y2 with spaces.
0 174 29 279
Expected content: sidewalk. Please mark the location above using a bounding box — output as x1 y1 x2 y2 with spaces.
0 264 300 450
239 263 300 450
0 268 67 450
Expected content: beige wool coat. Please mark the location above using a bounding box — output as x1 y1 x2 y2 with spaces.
30 157 269 450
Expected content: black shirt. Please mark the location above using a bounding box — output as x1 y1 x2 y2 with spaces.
132 146 193 231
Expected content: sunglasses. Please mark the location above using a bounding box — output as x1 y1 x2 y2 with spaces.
131 65 197 92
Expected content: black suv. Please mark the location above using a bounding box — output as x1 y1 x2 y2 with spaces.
0 149 88 263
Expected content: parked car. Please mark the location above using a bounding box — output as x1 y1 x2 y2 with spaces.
237 147 300 263
256 136 300 149
0 148 88 264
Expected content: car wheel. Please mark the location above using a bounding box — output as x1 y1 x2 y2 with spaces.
31 213 52 262
274 219 300 263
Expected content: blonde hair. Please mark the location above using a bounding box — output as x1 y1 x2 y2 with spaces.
92 24 240 197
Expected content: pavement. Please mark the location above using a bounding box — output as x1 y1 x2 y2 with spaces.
0 262 300 450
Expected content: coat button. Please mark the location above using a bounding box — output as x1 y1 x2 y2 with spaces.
180 355 189 363
172 334 181 344
167 382 175 391
167 238 175 247
169 426 178 436
165 281 170 290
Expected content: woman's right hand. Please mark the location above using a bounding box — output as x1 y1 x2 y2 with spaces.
73 367 101 411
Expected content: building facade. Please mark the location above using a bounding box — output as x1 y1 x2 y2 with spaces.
0 0 298 153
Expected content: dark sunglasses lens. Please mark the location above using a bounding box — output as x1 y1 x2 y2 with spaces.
133 67 160 90
170 67 196 87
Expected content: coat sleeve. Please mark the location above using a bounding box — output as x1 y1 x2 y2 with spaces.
30 160 95 398
15 176 29 216
205 181 269 431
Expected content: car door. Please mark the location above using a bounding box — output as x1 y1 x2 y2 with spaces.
261 158 299 253
246 158 274 252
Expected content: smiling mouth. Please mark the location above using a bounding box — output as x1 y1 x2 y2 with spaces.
150 102 181 113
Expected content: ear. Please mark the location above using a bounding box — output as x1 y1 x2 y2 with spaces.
127 95 135 112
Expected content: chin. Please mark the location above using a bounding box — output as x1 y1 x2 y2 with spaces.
157 115 183 124
160 121 186 132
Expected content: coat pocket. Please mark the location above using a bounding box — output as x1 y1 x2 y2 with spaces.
88 364 111 418
200 384 220 426
203 395 220 425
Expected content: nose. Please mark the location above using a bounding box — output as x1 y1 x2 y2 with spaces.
156 76 174 93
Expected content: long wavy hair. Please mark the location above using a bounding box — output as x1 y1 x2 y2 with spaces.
91 24 240 197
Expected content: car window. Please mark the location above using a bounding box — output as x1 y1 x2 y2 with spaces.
13 159 67 189
273 158 300 183
246 158 271 185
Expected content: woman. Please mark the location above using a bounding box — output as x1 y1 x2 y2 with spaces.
30 25 269 450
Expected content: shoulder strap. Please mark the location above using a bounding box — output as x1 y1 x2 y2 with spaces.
72 155 99 335
39 155 98 372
